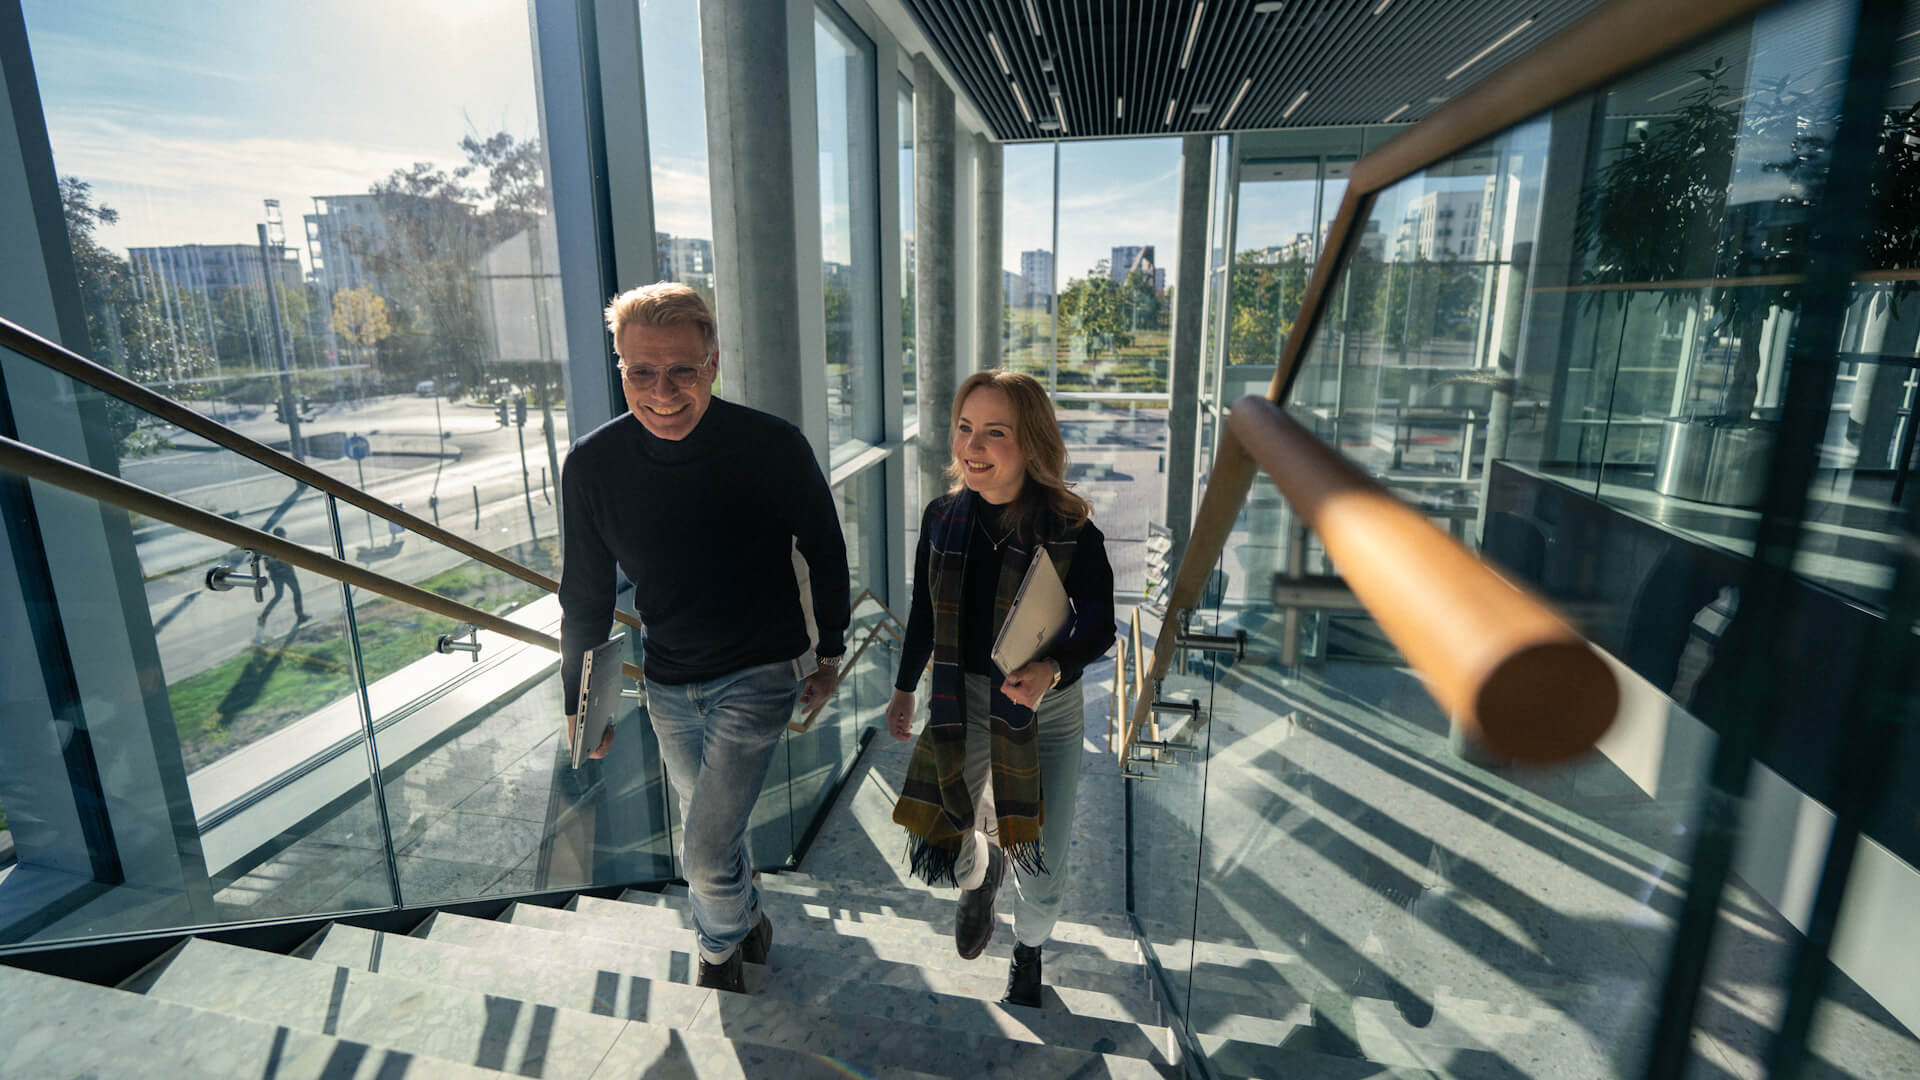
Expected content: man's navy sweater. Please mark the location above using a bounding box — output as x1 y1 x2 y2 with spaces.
559 399 850 702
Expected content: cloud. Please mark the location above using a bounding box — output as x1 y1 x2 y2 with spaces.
47 109 469 256
648 160 714 240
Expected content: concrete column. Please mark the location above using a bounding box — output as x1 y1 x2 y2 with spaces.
1163 134 1211 562
914 54 957 501
973 134 1003 374
699 0 826 458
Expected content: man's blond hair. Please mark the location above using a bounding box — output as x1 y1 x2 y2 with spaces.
604 282 717 352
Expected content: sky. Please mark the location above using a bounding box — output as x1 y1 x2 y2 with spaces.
24 0 1370 296
24 0 546 270
1002 138 1185 286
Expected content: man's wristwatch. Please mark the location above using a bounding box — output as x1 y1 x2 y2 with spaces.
1047 659 1063 688
816 653 844 672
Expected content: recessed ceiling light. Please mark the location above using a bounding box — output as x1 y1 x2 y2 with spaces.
1446 17 1535 80
1116 97 1125 119
1218 77 1251 127
1164 98 1178 126
1180 2 1206 70
1282 89 1309 119
1050 89 1069 134
1011 82 1035 124
1384 103 1410 121
1024 0 1043 37
1373 0 1396 13
988 33 1011 76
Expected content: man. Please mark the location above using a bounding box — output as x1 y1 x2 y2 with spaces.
559 282 850 994
257 527 307 626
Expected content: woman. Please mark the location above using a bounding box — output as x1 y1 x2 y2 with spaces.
888 370 1115 1009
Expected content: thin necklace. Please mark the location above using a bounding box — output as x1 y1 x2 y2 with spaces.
979 512 1018 551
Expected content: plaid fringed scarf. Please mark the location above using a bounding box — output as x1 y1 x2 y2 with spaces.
892 491 1079 887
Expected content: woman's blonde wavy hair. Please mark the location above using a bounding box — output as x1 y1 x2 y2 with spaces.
945 370 1092 529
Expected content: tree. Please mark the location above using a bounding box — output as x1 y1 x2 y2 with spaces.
59 177 213 455
331 286 393 375
341 133 552 394
1058 260 1131 364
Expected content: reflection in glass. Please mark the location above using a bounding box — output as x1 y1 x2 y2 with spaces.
815 5 881 463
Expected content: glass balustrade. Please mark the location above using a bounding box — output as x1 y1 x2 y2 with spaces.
0 347 886 949
1130 0 1920 1075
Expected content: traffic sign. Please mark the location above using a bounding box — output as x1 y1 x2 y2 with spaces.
345 434 370 460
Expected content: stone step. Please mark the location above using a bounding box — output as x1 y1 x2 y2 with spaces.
0 963 496 1079
1188 989 1613 1077
616 888 1145 967
428 907 1159 1027
1199 1035 1439 1080
743 872 1137 938
502 900 1158 1014
310 917 1173 1067
129 936 935 1079
572 892 1146 988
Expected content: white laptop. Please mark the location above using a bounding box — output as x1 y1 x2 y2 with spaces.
571 635 627 769
991 548 1072 678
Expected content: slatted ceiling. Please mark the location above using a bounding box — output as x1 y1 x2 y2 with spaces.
901 0 1620 140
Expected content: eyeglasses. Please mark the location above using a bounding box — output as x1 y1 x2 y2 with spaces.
619 359 713 390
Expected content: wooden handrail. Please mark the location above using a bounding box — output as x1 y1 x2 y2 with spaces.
0 315 644 638
1231 399 1616 762
0 432 645 684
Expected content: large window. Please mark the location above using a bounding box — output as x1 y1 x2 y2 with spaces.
899 80 916 415
1001 143 1056 381
7 0 618 934
1055 138 1182 394
814 4 881 464
641 0 716 312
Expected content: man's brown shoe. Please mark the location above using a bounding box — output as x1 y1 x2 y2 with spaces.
696 949 745 993
741 912 774 966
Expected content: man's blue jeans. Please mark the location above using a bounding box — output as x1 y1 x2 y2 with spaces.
646 656 803 962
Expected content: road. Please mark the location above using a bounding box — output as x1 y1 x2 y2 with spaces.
122 393 571 683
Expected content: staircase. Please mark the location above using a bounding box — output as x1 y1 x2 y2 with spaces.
0 869 1182 1078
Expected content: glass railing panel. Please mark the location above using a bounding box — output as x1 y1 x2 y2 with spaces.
785 465 899 849
1156 0 1920 1075
347 537 672 905
1057 399 1171 599
0 474 395 948
784 626 896 855
1125 592 1219 1027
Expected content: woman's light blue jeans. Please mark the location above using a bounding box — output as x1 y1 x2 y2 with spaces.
646 656 804 962
950 673 1086 948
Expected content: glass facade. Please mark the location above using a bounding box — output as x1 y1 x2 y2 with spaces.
898 79 916 415
641 0 717 312
815 3 882 465
1001 142 1056 380
0 0 906 952
1056 137 1183 395
1131 0 1920 1075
